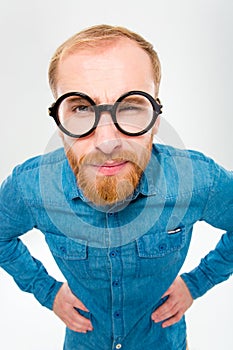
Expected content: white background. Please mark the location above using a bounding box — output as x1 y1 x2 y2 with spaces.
0 1 233 349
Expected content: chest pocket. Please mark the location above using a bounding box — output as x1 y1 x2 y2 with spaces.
136 226 186 258
45 233 110 280
135 227 186 278
136 227 186 278
46 234 87 259
45 233 90 279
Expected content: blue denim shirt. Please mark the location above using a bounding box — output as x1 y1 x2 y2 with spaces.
1 144 233 350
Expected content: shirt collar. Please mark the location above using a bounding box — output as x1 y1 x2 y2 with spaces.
62 156 83 201
133 148 158 198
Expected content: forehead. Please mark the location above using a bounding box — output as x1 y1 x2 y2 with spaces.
61 37 149 63
56 38 155 101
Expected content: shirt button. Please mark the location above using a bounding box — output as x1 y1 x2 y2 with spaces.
109 250 117 258
114 311 121 318
112 280 120 287
159 243 167 251
116 344 122 349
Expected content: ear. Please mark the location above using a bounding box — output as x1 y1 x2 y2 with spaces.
152 116 161 135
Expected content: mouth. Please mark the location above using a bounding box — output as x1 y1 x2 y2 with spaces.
92 160 129 176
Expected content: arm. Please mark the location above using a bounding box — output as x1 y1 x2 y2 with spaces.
0 237 63 309
152 230 233 327
0 171 62 309
153 159 233 326
0 169 92 331
181 162 233 298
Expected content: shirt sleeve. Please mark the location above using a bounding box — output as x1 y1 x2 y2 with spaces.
181 158 233 299
0 169 63 310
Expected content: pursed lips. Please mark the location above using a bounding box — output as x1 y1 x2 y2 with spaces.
90 160 129 176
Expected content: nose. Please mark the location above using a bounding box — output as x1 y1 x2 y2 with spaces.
94 112 122 155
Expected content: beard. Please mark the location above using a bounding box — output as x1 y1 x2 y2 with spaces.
65 139 153 206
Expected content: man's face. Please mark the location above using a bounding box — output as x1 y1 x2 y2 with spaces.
56 38 160 206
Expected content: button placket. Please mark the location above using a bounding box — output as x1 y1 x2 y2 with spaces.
109 248 124 337
107 211 124 340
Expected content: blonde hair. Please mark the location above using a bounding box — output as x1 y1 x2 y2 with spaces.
48 24 161 97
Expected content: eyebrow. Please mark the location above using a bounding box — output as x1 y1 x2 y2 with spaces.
118 96 150 106
89 95 148 105
65 96 90 103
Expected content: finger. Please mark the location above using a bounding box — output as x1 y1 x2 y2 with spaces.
72 298 89 312
161 291 169 298
152 301 178 322
161 286 173 298
65 308 93 333
66 319 92 333
161 311 183 328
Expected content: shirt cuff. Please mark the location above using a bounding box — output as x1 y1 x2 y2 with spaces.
180 266 214 299
34 275 63 310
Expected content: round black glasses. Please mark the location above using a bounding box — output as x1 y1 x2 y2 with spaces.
48 90 162 138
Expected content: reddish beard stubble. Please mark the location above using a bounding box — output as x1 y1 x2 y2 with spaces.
65 139 153 206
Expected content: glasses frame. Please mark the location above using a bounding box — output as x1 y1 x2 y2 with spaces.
48 90 162 138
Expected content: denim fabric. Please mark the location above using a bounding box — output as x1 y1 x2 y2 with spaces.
1 144 233 350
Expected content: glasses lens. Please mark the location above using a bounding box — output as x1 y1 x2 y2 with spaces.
57 95 95 136
115 94 155 134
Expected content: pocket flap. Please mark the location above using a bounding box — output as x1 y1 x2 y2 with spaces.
46 234 87 260
136 227 185 258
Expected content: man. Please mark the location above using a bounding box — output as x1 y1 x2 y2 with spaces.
0 24 233 350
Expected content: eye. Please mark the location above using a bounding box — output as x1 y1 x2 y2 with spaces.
62 96 93 114
72 104 90 112
118 103 143 113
